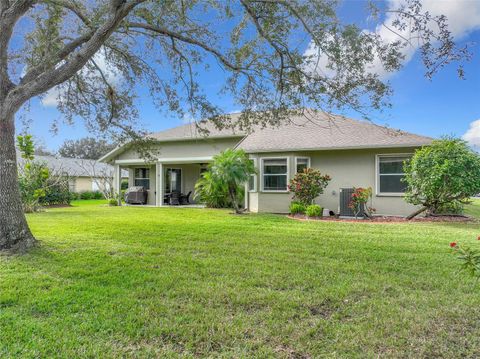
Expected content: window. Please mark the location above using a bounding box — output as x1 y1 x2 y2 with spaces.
295 157 310 173
248 159 257 192
165 168 182 193
377 155 410 194
262 158 288 191
134 168 150 189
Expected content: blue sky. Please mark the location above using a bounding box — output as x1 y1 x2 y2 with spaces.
15 0 480 151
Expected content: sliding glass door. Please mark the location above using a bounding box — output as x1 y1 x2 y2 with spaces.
165 168 182 193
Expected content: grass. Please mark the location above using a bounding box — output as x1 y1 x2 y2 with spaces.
1 201 480 358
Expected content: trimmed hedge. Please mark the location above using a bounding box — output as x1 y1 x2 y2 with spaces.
289 202 306 214
306 204 322 217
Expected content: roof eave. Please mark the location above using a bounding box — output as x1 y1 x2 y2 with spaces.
241 142 432 153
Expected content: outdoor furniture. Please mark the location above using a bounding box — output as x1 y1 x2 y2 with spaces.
124 186 148 205
169 191 181 205
180 191 192 205
163 193 171 204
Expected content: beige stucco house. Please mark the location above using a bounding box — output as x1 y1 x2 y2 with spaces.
100 112 432 216
21 154 127 193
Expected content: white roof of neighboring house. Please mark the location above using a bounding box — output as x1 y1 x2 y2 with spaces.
235 111 432 152
18 154 128 178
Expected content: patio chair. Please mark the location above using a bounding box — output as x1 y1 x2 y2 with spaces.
180 191 192 205
169 191 180 205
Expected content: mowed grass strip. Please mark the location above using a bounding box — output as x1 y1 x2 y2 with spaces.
1 200 480 358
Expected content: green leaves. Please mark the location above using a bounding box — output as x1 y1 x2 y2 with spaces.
288 168 331 206
16 135 35 161
202 149 255 213
404 137 480 215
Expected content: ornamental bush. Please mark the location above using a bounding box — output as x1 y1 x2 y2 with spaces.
306 204 322 217
288 168 331 206
348 187 374 219
404 138 480 219
450 238 480 280
289 201 306 215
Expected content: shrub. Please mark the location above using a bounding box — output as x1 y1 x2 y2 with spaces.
209 149 255 213
288 168 331 206
404 137 480 219
40 180 72 206
195 149 252 212
79 191 104 200
289 201 306 215
109 198 118 206
435 200 464 215
450 239 480 280
195 171 232 208
80 191 93 200
348 187 374 219
17 135 51 212
306 204 322 217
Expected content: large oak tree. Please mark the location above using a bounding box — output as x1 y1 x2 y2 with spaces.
0 0 468 251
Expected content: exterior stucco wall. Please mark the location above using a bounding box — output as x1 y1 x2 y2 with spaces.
248 148 419 216
74 177 93 192
117 138 241 161
127 165 156 205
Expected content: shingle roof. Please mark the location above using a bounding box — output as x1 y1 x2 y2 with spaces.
150 116 246 141
18 154 128 177
235 111 432 152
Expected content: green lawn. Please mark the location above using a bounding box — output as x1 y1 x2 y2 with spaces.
1 201 480 358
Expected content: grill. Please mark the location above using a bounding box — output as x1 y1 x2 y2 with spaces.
124 186 148 205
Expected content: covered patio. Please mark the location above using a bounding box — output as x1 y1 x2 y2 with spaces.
113 157 212 206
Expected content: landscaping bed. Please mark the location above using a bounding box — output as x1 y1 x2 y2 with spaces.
288 213 475 223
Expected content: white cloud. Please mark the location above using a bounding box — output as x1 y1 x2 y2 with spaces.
41 49 122 107
462 119 480 147
305 0 480 80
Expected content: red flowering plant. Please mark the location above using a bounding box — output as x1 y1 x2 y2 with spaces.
288 168 331 206
348 187 375 219
450 238 480 280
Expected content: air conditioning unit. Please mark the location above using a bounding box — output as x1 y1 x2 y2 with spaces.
339 188 364 217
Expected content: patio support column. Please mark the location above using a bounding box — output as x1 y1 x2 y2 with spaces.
113 164 122 206
244 182 249 211
156 162 164 207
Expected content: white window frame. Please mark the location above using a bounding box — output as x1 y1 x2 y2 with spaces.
295 156 311 173
134 167 151 189
260 157 290 193
375 154 411 197
248 158 257 192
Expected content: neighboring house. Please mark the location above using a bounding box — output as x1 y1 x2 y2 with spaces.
99 111 432 216
18 154 127 193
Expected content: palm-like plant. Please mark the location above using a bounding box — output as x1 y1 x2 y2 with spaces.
210 149 255 214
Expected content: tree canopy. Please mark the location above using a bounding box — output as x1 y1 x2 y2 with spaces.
58 137 115 160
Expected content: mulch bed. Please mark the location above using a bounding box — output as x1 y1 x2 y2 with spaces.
288 214 475 223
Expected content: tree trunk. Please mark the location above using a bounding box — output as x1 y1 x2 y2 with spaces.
0 112 36 252
406 206 428 220
228 184 241 214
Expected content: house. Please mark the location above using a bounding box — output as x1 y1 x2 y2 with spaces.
19 154 127 193
99 111 432 216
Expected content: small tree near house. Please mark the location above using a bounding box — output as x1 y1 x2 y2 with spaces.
348 187 375 219
209 149 256 214
403 138 480 219
288 168 331 206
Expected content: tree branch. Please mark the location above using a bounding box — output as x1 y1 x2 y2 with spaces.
6 0 145 113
